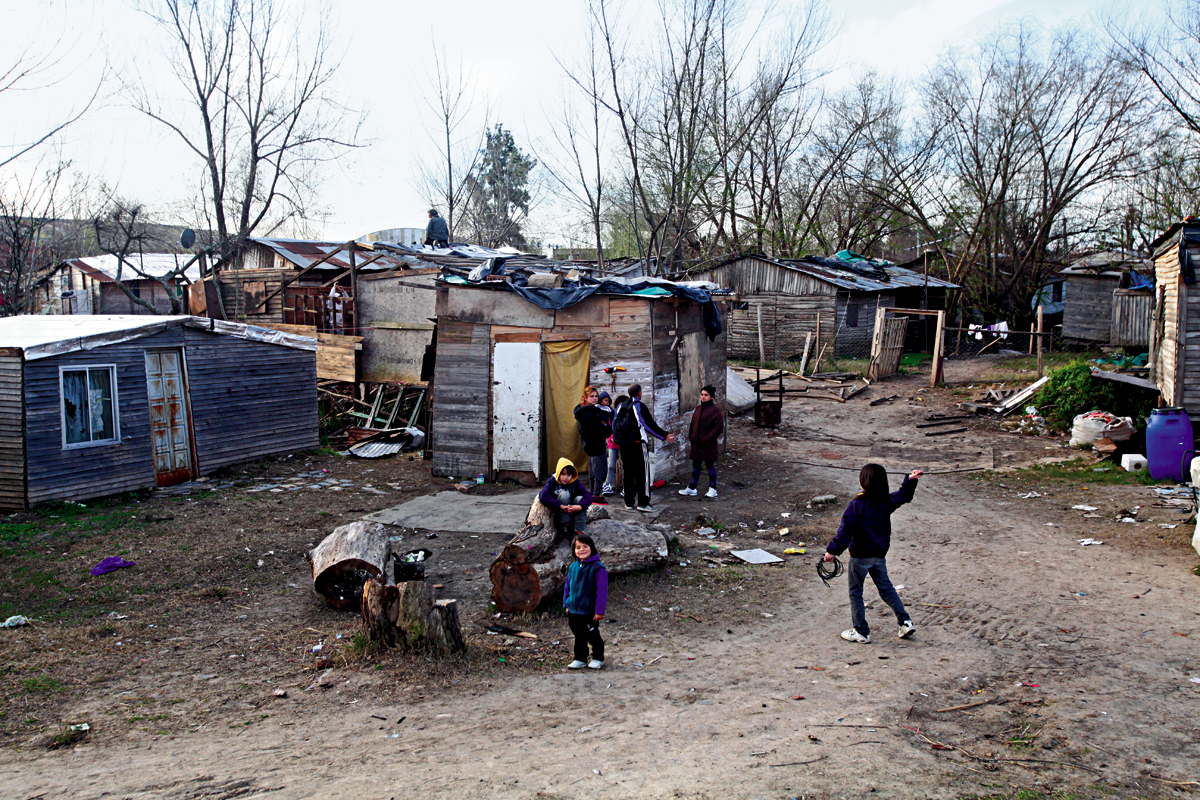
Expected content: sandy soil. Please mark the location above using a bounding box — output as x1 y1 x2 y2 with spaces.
2 364 1199 799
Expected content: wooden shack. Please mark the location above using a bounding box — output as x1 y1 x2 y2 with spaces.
686 254 957 361
1060 252 1154 345
30 254 200 316
0 315 318 510
1150 223 1200 415
428 281 728 484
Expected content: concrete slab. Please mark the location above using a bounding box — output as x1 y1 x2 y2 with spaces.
361 490 677 532
362 490 536 533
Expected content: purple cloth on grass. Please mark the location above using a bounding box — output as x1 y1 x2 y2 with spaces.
90 556 136 576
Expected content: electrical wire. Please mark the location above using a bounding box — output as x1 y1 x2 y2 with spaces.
817 555 843 587
784 459 985 475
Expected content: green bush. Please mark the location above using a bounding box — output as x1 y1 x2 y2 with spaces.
1034 361 1159 433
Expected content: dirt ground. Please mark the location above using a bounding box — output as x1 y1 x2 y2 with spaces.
2 356 1199 799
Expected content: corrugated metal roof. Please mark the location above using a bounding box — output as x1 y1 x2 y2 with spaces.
65 254 201 282
709 253 958 292
0 315 316 359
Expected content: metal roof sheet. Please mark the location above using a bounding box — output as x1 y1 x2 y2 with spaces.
729 254 959 292
65 254 201 282
0 315 316 360
251 238 411 272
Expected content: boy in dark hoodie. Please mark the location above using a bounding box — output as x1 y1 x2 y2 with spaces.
539 458 593 539
823 464 923 644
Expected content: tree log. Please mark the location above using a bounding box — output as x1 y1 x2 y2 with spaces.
491 517 673 612
361 577 399 647
428 599 466 654
396 579 433 645
307 521 391 610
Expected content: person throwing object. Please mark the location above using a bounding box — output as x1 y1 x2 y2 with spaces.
823 464 922 644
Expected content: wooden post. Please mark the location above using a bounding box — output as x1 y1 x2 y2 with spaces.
798 332 813 375
930 310 946 388
814 313 822 373
1028 323 1035 355
756 303 765 366
1036 304 1044 379
349 244 358 335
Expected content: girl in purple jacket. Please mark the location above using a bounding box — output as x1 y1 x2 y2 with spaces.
823 463 922 644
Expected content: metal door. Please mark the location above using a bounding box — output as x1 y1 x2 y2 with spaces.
145 349 195 486
491 342 541 474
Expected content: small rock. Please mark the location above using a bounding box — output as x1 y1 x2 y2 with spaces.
810 495 838 505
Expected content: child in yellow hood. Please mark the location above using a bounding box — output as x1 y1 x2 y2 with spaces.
539 457 593 538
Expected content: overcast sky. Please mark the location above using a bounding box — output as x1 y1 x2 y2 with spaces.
0 0 1160 246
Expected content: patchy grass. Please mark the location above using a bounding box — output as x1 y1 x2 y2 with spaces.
22 675 64 694
986 459 1171 488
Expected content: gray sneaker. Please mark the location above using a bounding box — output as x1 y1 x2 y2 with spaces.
898 620 916 639
636 505 656 513
587 660 604 670
840 629 871 644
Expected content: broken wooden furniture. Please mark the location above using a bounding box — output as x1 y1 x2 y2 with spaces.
489 497 676 612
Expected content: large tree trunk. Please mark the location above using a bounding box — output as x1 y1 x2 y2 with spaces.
490 503 674 612
307 521 392 610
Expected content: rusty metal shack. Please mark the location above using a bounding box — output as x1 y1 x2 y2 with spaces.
0 315 318 510
1150 222 1200 415
428 273 729 485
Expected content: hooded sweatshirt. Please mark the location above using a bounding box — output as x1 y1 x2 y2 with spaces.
564 553 608 616
538 457 594 510
825 475 918 559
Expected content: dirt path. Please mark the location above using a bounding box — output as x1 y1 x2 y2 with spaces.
4 373 1199 799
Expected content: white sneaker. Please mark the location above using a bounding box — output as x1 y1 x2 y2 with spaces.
587 660 604 670
678 487 697 496
567 660 586 670
602 484 613 496
840 629 871 644
705 487 718 498
898 620 916 639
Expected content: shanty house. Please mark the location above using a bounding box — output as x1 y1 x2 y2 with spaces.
428 275 728 485
1059 252 1154 346
685 253 957 362
1150 223 1200 415
0 315 318 510
31 254 200 316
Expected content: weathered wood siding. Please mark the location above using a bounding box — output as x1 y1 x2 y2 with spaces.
727 294 836 361
99 280 182 315
0 349 25 510
1063 275 1118 341
179 328 319 471
430 319 491 477
834 295 893 358
697 258 838 296
1110 290 1153 347
217 269 292 322
24 327 318 507
1185 285 1200 415
1154 244 1185 407
588 298 653 397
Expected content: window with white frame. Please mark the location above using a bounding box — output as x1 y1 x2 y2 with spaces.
60 365 119 447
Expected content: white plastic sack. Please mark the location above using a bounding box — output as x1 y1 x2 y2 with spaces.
1069 411 1135 447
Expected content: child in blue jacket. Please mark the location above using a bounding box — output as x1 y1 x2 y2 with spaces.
564 534 608 670
823 464 923 644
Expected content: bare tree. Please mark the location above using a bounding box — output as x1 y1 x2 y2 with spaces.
416 47 488 241
129 0 363 255
92 199 196 315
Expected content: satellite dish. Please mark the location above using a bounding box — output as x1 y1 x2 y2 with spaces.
180 228 196 249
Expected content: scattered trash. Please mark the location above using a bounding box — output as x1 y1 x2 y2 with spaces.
68 723 90 733
425 532 438 539
273 689 288 698
781 512 792 518
1121 454 1148 472
1077 538 1104 546
103 612 128 620
783 548 806 555
792 695 805 700
1070 411 1135 447
1018 491 1043 499
2 615 29 628
90 556 136 576
1155 487 1195 497
257 559 264 567
810 495 838 506
1190 677 1200 684
1159 524 1179 529
778 527 790 536
696 527 716 536
312 644 324 653
1119 517 1137 523
1071 505 1098 512
731 549 785 564
761 612 775 618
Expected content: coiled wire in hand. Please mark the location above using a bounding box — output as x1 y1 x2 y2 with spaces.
817 555 843 588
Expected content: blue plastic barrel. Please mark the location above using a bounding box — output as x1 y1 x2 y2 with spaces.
1146 407 1194 481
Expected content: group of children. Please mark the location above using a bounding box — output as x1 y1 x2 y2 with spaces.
554 457 923 670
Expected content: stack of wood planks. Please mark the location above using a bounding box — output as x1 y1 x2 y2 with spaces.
729 366 869 404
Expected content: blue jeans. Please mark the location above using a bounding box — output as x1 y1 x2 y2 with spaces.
605 449 619 488
847 556 909 637
555 509 587 537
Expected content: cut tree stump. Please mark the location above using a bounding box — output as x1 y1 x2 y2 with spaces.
489 543 542 613
307 521 391 610
429 599 466 654
361 577 400 647
360 574 465 654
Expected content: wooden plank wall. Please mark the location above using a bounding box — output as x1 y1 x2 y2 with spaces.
727 293 835 361
834 295 891 358
1154 245 1182 405
1063 276 1117 341
1181 241 1200 415
1110 290 1153 347
217 269 291 322
700 258 838 296
588 298 653 397
0 350 25 510
181 328 319 470
430 320 491 477
24 333 171 506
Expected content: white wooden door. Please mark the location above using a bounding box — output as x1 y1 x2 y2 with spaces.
145 350 194 486
492 342 542 474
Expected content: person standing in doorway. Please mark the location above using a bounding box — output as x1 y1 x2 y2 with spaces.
424 208 449 248
679 384 724 498
612 383 675 513
573 385 611 505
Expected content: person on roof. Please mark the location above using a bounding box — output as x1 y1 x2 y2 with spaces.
539 458 593 540
424 209 449 248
